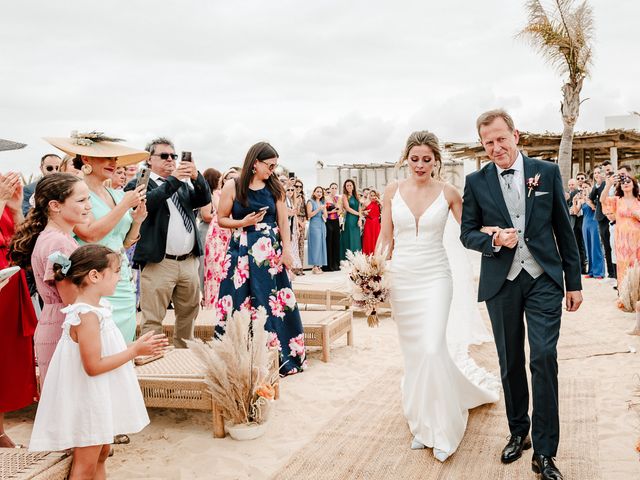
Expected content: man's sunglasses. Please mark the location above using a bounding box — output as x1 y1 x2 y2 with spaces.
294 185 303 189
153 153 178 160
45 165 59 172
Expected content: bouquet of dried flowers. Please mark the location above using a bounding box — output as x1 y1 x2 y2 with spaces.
187 306 278 426
344 248 390 327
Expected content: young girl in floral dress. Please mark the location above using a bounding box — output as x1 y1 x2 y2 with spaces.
215 142 306 375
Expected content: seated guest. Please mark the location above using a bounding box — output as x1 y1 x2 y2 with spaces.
21 153 62 216
125 137 211 347
0 138 38 448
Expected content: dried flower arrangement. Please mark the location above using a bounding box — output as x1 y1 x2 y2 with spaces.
343 248 390 327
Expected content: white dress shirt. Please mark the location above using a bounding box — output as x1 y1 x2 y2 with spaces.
150 172 195 256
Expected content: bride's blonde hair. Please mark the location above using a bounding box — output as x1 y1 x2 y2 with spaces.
398 131 442 179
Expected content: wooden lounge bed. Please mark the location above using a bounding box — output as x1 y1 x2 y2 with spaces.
0 450 71 480
301 310 354 362
135 349 280 438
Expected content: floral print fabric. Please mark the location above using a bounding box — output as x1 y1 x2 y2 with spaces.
214 187 306 375
203 191 232 308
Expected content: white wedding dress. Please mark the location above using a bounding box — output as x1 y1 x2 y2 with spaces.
388 186 500 460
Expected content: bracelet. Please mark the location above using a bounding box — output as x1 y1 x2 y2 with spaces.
124 234 141 248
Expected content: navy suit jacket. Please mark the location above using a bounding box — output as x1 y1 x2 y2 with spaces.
124 172 211 267
460 154 582 302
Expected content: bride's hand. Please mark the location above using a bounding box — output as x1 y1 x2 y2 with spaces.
480 226 501 236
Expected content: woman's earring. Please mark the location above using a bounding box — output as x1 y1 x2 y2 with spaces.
251 168 256 174
81 164 93 175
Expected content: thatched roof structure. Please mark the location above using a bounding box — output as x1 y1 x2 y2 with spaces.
445 129 640 172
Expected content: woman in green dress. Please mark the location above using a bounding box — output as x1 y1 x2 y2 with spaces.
340 179 362 259
45 132 149 341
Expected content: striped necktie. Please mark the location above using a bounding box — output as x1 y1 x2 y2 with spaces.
158 178 193 233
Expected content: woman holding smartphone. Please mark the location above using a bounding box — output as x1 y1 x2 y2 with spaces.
215 142 306 375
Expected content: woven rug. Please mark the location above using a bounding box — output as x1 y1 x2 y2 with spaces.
273 367 601 480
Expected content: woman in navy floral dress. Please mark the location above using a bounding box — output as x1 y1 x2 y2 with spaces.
215 142 306 375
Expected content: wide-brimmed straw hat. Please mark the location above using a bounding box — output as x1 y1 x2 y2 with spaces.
0 138 27 152
44 131 149 167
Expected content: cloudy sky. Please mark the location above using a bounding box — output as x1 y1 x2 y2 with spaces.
1 1 638 185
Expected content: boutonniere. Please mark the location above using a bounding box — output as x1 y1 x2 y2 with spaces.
527 173 541 197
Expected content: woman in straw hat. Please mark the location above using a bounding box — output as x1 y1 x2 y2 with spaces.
45 132 149 342
0 137 38 448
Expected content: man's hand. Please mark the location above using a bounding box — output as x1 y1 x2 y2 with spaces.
494 227 518 249
565 291 583 312
171 162 193 181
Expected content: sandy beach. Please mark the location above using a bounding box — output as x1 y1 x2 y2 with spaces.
5 256 640 480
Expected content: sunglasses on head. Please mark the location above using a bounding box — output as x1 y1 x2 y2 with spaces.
153 153 178 160
45 165 59 172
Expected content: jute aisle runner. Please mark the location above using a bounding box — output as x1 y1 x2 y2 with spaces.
273 367 601 480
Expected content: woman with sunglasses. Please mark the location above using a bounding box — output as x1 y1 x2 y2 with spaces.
285 182 303 273
216 142 306 375
601 170 640 316
293 180 307 275
202 168 238 309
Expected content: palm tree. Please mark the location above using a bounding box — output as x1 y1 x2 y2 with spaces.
518 0 594 184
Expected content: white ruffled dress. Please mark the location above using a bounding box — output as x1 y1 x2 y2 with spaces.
29 300 149 451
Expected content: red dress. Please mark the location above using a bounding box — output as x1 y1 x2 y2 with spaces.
0 208 38 411
362 200 381 255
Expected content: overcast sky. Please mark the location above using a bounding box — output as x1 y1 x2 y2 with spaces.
1 1 638 185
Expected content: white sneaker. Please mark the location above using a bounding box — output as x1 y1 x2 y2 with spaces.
433 448 450 462
410 437 426 450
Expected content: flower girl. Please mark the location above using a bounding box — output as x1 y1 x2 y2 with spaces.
29 244 167 479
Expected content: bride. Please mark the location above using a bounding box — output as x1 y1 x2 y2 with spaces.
377 131 499 462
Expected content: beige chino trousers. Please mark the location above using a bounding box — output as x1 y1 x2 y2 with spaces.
139 256 199 348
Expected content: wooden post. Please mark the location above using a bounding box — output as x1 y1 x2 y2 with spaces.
321 324 330 362
212 401 225 438
578 149 585 173
610 146 618 169
475 157 481 171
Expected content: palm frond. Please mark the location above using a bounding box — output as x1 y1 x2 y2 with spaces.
518 0 594 83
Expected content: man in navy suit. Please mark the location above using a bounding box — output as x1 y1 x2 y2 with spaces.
460 110 582 480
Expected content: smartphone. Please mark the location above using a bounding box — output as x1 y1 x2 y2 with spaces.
181 151 192 162
136 167 151 190
0 266 20 282
258 206 269 211
288 172 295 179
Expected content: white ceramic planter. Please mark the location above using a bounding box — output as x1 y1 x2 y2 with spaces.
226 422 268 441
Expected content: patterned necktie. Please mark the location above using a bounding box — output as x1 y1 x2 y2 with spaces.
158 178 193 233
500 169 520 202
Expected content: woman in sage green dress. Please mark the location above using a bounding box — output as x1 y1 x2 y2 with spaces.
340 179 362 259
45 132 149 341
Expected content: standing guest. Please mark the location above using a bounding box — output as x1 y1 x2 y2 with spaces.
340 179 362 259
362 188 382 255
125 164 139 184
45 132 149 342
216 142 306 375
361 187 371 206
590 161 616 279
568 174 588 273
60 155 84 177
601 171 640 301
293 179 307 275
0 140 39 448
111 166 128 190
203 168 238 309
306 186 328 274
9 173 92 389
21 153 62 216
198 168 222 301
29 244 167 479
284 181 303 274
572 182 605 278
323 182 341 271
125 137 211 348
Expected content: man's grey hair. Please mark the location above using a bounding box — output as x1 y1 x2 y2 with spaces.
145 137 174 156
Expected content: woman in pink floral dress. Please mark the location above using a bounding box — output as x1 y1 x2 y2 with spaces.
203 169 238 308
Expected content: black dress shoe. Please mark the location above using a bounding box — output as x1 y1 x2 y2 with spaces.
501 435 532 464
531 454 563 480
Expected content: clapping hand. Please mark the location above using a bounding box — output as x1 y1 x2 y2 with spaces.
0 172 21 202
133 332 170 357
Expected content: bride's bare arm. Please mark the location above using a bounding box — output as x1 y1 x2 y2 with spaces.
444 183 463 225
376 182 397 258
